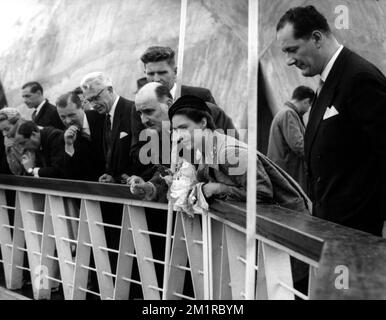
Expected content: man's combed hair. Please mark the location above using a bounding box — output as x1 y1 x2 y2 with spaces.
276 5 331 39
140 46 176 66
56 91 82 109
22 81 44 94
292 86 315 101
17 121 39 139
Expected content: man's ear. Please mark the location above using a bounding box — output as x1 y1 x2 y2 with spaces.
174 66 178 76
31 131 40 140
311 30 324 47
166 98 173 108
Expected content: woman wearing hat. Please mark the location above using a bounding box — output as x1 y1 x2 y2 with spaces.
168 95 311 214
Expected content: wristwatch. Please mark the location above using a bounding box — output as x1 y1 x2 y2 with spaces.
27 168 34 175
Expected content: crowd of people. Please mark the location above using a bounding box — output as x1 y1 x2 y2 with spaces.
1 5 386 242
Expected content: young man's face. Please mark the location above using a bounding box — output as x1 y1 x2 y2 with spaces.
57 99 85 129
22 87 43 109
144 61 177 90
277 23 323 77
298 98 312 115
14 131 41 153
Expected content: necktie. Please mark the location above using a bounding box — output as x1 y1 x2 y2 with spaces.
32 109 37 122
105 114 112 140
104 114 112 168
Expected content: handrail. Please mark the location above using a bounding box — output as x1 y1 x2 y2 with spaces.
1 174 386 299
210 200 386 299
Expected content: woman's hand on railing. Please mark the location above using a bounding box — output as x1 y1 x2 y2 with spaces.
202 182 224 198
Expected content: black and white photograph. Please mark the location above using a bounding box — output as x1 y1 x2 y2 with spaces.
0 0 386 308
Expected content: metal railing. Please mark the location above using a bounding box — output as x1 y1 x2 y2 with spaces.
1 175 386 300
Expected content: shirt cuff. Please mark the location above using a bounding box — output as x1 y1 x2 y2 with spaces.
33 168 40 178
65 145 75 157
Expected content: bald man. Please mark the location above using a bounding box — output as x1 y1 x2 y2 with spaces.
129 82 238 201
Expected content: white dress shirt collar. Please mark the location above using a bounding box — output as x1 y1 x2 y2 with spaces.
82 113 91 136
108 95 120 129
170 83 177 101
320 44 344 82
35 99 46 116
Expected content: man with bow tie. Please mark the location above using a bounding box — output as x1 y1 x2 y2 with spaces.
56 90 105 181
277 6 386 236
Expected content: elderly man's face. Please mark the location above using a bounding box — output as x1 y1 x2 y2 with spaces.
277 23 322 77
57 99 85 129
144 61 177 91
22 87 43 109
136 97 169 133
83 87 112 115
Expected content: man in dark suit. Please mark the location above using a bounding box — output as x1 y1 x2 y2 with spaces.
14 121 66 178
0 135 11 174
139 46 238 137
80 72 147 183
128 82 238 200
277 5 386 236
140 46 216 104
22 82 65 130
56 90 105 181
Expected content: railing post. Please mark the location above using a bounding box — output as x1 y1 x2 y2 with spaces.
245 0 259 300
162 0 188 301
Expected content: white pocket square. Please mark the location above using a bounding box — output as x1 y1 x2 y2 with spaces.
323 105 339 120
120 132 128 139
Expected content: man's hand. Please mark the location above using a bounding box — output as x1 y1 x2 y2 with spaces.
21 151 36 172
64 125 79 146
131 182 155 199
120 174 130 184
202 182 223 199
127 175 154 199
98 174 115 184
126 175 145 187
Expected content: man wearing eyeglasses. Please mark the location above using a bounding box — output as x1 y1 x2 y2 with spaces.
80 72 146 184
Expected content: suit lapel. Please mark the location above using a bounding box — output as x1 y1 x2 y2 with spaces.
305 47 350 158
